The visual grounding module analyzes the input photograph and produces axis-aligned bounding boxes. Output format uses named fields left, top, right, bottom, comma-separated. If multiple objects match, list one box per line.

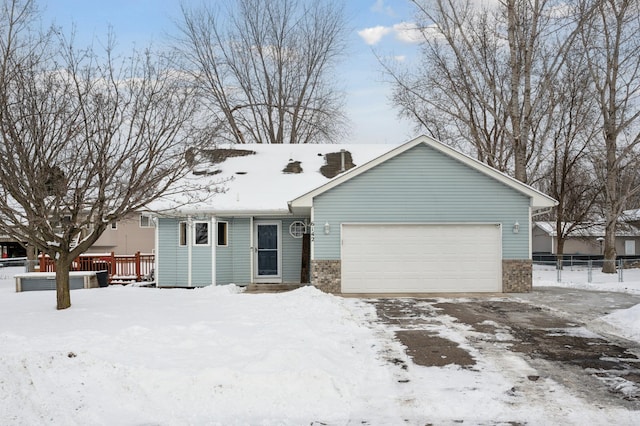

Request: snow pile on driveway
left=1, top=265, right=639, bottom=425
left=534, top=265, right=640, bottom=343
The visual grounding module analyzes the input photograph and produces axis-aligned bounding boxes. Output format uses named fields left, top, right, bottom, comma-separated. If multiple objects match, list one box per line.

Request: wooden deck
left=38, top=252, right=154, bottom=285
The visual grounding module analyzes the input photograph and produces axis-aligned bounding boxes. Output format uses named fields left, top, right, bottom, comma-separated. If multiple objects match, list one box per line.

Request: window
left=289, top=221, right=306, bottom=238
left=110, top=221, right=117, bottom=230
left=140, top=214, right=153, bottom=228
left=194, top=221, right=209, bottom=245
left=179, top=222, right=187, bottom=246
left=217, top=221, right=228, bottom=246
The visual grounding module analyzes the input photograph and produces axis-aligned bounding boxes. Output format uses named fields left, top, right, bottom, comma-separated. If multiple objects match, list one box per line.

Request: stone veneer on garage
left=312, top=259, right=533, bottom=294
left=311, top=260, right=341, bottom=294
left=502, top=259, right=532, bottom=293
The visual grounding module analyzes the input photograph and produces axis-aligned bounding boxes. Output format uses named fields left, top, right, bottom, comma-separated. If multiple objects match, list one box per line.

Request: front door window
left=255, top=222, right=281, bottom=281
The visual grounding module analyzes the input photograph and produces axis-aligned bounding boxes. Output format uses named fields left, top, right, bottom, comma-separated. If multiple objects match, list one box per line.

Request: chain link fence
left=533, top=257, right=640, bottom=283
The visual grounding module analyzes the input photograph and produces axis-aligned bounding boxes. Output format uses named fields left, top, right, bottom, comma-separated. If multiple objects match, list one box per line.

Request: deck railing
left=39, top=252, right=154, bottom=284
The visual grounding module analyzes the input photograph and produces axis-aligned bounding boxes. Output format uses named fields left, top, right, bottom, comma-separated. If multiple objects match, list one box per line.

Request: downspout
left=211, top=216, right=216, bottom=286
left=249, top=216, right=254, bottom=283
left=310, top=207, right=315, bottom=261
left=531, top=207, right=553, bottom=258
left=153, top=215, right=159, bottom=286
left=187, top=215, right=192, bottom=287
left=528, top=206, right=532, bottom=258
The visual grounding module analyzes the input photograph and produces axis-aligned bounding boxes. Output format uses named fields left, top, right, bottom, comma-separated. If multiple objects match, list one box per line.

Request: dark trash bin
left=95, top=270, right=109, bottom=287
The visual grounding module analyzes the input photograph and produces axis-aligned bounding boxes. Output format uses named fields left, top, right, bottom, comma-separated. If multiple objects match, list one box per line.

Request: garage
left=341, top=223, right=502, bottom=293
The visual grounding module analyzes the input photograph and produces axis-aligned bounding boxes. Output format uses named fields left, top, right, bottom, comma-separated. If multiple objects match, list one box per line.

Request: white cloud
left=392, top=22, right=424, bottom=44
left=357, top=26, right=392, bottom=45
left=394, top=55, right=406, bottom=62
left=371, top=0, right=395, bottom=17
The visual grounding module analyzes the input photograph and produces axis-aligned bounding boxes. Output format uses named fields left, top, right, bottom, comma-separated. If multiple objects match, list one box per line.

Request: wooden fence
left=39, top=252, right=154, bottom=284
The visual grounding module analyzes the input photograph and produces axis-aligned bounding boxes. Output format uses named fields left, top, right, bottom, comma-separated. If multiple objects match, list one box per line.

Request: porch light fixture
left=513, top=221, right=520, bottom=234
left=324, top=222, right=330, bottom=235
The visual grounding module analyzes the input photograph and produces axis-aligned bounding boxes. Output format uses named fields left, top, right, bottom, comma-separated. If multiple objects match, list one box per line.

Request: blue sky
left=38, top=0, right=421, bottom=145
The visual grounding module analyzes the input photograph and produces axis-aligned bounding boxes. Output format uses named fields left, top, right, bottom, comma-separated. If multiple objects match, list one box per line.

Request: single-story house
left=150, top=135, right=557, bottom=294
left=533, top=221, right=640, bottom=256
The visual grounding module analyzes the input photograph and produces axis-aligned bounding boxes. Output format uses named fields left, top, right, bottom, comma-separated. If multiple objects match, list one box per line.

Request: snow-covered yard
left=1, top=265, right=639, bottom=425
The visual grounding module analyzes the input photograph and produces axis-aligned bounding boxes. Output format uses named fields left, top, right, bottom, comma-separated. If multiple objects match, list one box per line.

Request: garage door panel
left=341, top=224, right=502, bottom=293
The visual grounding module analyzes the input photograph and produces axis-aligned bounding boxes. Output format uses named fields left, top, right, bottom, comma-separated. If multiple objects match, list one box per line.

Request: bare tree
left=0, top=0, right=206, bottom=309
left=385, top=0, right=582, bottom=184
left=577, top=0, right=640, bottom=273
left=175, top=0, right=348, bottom=144
left=540, top=46, right=601, bottom=258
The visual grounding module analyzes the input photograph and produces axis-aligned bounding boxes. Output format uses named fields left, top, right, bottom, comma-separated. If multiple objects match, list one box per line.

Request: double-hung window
left=194, top=221, right=209, bottom=246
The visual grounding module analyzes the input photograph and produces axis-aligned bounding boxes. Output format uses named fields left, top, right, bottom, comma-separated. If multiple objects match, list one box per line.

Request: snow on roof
left=622, top=208, right=640, bottom=222
left=535, top=221, right=640, bottom=237
left=149, top=143, right=397, bottom=215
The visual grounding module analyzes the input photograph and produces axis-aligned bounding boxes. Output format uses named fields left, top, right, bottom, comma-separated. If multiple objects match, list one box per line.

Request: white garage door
left=341, top=224, right=502, bottom=293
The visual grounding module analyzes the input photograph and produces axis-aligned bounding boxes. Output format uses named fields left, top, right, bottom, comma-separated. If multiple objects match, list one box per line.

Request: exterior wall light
left=513, top=221, right=519, bottom=234
left=324, top=222, right=330, bottom=235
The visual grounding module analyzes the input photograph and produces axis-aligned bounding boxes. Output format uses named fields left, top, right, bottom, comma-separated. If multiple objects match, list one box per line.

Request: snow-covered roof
left=622, top=208, right=640, bottom=222
left=290, top=135, right=557, bottom=213
left=535, top=221, right=640, bottom=238
left=149, top=143, right=396, bottom=215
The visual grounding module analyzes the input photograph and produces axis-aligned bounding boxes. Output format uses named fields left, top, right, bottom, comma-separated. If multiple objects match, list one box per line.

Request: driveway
left=369, top=288, right=640, bottom=410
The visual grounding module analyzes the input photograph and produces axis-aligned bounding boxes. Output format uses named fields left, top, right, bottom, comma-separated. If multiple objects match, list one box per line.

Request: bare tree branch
left=174, top=0, right=349, bottom=144
left=0, top=0, right=210, bottom=309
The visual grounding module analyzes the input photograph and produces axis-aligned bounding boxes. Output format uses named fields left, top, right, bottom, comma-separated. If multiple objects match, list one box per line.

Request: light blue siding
left=281, top=217, right=305, bottom=282
left=156, top=217, right=188, bottom=287
left=158, top=215, right=306, bottom=286
left=214, top=216, right=305, bottom=285
left=216, top=217, right=251, bottom=285
left=312, top=144, right=530, bottom=260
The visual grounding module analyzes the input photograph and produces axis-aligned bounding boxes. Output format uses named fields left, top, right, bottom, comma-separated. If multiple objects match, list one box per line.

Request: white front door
left=253, top=221, right=282, bottom=283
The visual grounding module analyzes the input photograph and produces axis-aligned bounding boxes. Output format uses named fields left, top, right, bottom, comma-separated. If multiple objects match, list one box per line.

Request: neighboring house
left=533, top=221, right=640, bottom=256
left=0, top=234, right=26, bottom=258
left=151, top=135, right=556, bottom=294
left=622, top=208, right=640, bottom=229
left=86, top=212, right=155, bottom=255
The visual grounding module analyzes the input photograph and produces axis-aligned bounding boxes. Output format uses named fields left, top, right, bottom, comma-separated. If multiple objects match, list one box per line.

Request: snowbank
left=0, top=266, right=638, bottom=424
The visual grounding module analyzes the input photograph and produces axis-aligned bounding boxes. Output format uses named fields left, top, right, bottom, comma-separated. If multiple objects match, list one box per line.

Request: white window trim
left=193, top=221, right=210, bottom=246
left=178, top=221, right=187, bottom=247
left=140, top=214, right=153, bottom=228
left=289, top=220, right=306, bottom=238
left=217, top=221, right=229, bottom=247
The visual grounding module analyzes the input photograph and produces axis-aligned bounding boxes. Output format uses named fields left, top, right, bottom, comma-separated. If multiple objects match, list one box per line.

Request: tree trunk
left=26, top=244, right=37, bottom=272
left=55, top=256, right=72, bottom=310
left=602, top=218, right=617, bottom=274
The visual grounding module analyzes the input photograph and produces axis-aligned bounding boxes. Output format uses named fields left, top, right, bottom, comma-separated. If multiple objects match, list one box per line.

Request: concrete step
left=245, top=283, right=307, bottom=293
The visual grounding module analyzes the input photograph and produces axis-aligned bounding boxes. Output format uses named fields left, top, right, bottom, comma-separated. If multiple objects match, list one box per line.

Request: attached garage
left=341, top=223, right=502, bottom=293
left=289, top=135, right=558, bottom=294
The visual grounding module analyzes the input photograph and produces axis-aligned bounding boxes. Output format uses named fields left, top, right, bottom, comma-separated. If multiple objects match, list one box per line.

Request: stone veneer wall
left=311, top=260, right=341, bottom=294
left=502, top=259, right=532, bottom=292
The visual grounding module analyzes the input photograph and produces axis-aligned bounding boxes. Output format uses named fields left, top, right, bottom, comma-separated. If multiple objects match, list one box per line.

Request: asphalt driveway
left=369, top=288, right=640, bottom=410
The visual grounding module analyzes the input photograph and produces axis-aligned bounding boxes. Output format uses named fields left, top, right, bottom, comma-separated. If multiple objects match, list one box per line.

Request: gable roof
left=149, top=143, right=395, bottom=215
left=288, top=135, right=557, bottom=215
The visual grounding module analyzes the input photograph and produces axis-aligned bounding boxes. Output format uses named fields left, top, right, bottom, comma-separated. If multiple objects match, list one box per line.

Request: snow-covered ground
left=1, top=265, right=639, bottom=425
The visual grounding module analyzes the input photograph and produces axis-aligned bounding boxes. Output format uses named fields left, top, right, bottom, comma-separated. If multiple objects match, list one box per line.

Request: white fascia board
left=152, top=209, right=293, bottom=218
left=288, top=135, right=558, bottom=211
